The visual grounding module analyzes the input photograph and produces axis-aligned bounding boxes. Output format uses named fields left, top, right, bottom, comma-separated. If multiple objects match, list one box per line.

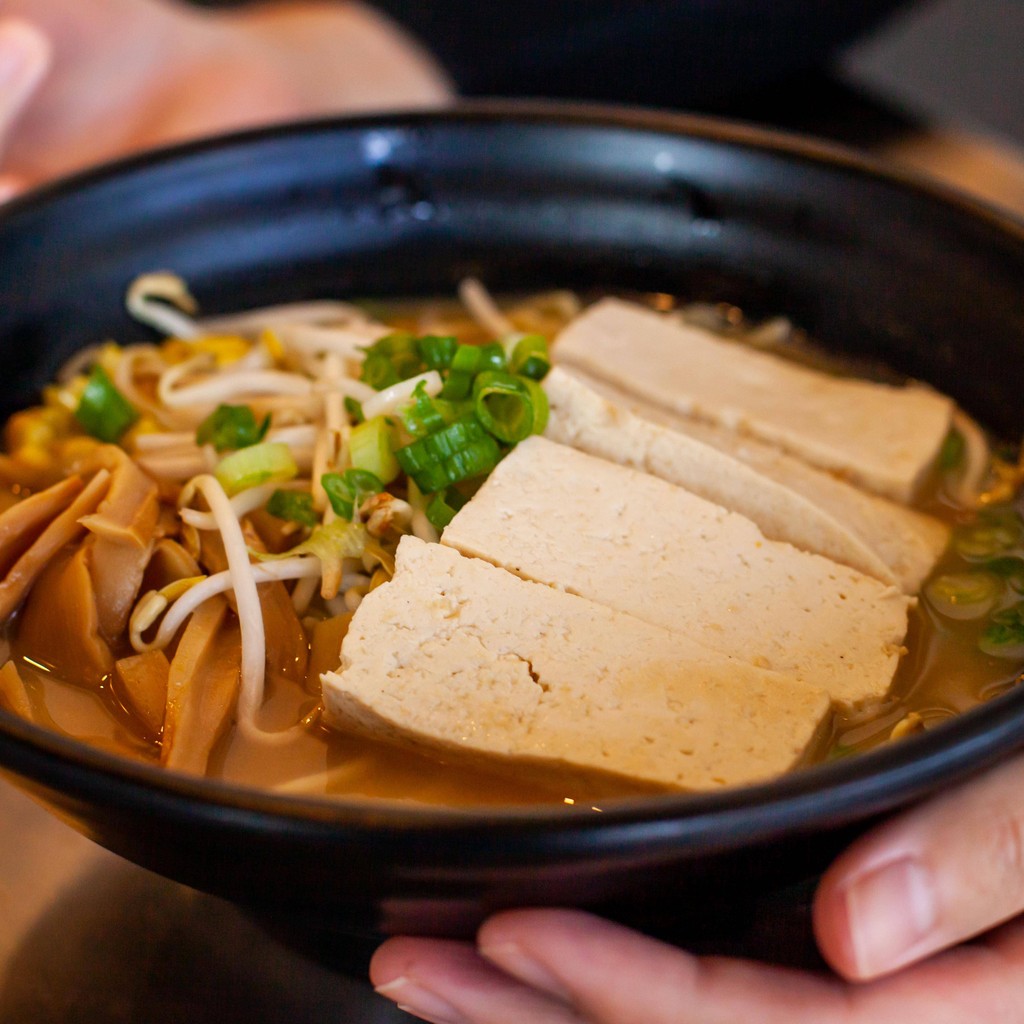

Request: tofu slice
left=561, top=366, right=950, bottom=594
left=322, top=537, right=831, bottom=791
left=543, top=367, right=898, bottom=588
left=554, top=298, right=955, bottom=503
left=443, top=436, right=909, bottom=706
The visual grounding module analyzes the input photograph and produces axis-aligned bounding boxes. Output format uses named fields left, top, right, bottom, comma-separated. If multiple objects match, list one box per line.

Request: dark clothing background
left=190, top=1, right=910, bottom=113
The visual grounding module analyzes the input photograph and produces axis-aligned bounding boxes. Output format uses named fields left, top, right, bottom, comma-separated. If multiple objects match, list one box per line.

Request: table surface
left=3, top=112, right=1024, bottom=1022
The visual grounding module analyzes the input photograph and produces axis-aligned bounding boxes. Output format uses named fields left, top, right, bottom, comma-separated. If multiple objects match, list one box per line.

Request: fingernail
left=842, top=856, right=937, bottom=977
left=479, top=942, right=573, bottom=1002
left=374, top=976, right=468, bottom=1024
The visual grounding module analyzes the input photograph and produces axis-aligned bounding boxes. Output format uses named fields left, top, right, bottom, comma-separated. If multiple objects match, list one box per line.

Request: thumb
left=815, top=752, right=1024, bottom=981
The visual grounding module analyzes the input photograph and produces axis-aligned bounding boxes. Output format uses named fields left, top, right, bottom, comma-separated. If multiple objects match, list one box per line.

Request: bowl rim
left=2, top=99, right=1024, bottom=847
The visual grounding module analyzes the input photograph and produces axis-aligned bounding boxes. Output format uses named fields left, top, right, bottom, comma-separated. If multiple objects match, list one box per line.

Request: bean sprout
left=458, top=277, right=515, bottom=337
left=127, top=272, right=200, bottom=339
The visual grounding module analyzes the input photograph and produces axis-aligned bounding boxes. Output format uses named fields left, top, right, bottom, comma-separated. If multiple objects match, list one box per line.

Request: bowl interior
left=1, top=105, right=1024, bottom=956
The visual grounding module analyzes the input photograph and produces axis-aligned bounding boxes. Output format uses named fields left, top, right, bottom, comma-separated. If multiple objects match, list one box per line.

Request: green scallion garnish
left=74, top=365, right=139, bottom=443
left=472, top=371, right=537, bottom=444
left=401, top=381, right=448, bottom=438
left=451, top=344, right=482, bottom=375
left=416, top=335, right=458, bottom=371
left=349, top=416, right=400, bottom=484
left=344, top=396, right=365, bottom=424
left=196, top=403, right=270, bottom=452
left=410, top=435, right=502, bottom=494
left=478, top=343, right=507, bottom=373
left=508, top=334, right=551, bottom=380
left=439, top=369, right=473, bottom=401
left=266, top=489, right=318, bottom=527
left=955, top=512, right=1024, bottom=561
left=322, top=468, right=385, bottom=520
left=215, top=441, right=298, bottom=496
left=426, top=487, right=469, bottom=531
left=360, top=332, right=423, bottom=390
left=925, top=571, right=1002, bottom=621
left=980, top=601, right=1024, bottom=659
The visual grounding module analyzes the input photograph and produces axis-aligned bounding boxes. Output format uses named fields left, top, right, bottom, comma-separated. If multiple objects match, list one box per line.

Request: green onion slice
left=409, top=435, right=502, bottom=494
left=395, top=418, right=500, bottom=493
left=75, top=366, right=139, bottom=443
left=214, top=441, right=298, bottom=496
left=360, top=350, right=401, bottom=391
left=360, top=332, right=425, bottom=389
left=980, top=601, right=1024, bottom=660
left=196, top=403, right=271, bottom=452
left=401, top=381, right=448, bottom=438
left=451, top=344, right=482, bottom=375
left=955, top=513, right=1024, bottom=561
left=925, top=571, right=1003, bottom=620
left=508, top=334, right=551, bottom=381
left=478, top=343, right=506, bottom=372
left=439, top=369, right=473, bottom=401
left=425, top=487, right=469, bottom=531
left=344, top=396, right=364, bottom=424
left=349, top=416, right=400, bottom=484
left=473, top=371, right=536, bottom=444
left=321, top=468, right=384, bottom=520
left=266, top=489, right=318, bottom=527
left=416, top=335, right=458, bottom=371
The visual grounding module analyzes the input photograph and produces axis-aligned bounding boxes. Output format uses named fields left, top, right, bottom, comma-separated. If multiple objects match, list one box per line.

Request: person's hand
left=0, top=0, right=451, bottom=198
left=371, top=753, right=1024, bottom=1022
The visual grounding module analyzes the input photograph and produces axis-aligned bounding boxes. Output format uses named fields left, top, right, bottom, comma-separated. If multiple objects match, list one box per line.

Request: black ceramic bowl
left=1, top=103, right=1023, bottom=967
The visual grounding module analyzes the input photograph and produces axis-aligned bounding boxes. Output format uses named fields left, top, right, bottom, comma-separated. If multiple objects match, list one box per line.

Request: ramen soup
left=0, top=277, right=1021, bottom=806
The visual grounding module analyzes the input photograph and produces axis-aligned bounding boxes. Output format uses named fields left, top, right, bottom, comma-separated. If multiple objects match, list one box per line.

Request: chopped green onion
left=451, top=344, right=482, bottom=374
left=75, top=366, right=139, bottom=443
left=523, top=377, right=550, bottom=434
left=508, top=334, right=551, bottom=380
left=196, top=403, right=270, bottom=452
left=408, top=435, right=502, bottom=493
left=425, top=487, right=469, bottom=531
left=396, top=416, right=488, bottom=470
left=395, top=417, right=500, bottom=492
left=344, top=396, right=364, bottom=424
left=360, top=332, right=423, bottom=389
left=955, top=513, right=1024, bottom=561
left=478, top=343, right=506, bottom=372
left=266, top=489, right=318, bottom=527
left=401, top=381, right=448, bottom=438
left=322, top=468, right=384, bottom=520
left=925, top=571, right=1003, bottom=620
left=214, top=441, right=298, bottom=496
left=439, top=369, right=473, bottom=401
left=416, top=335, right=458, bottom=370
left=349, top=416, right=400, bottom=484
left=980, top=602, right=1024, bottom=659
left=360, top=350, right=400, bottom=391
left=473, top=371, right=536, bottom=444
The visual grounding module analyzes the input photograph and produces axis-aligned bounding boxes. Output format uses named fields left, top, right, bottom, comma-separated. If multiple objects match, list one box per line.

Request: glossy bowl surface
left=1, top=103, right=1023, bottom=964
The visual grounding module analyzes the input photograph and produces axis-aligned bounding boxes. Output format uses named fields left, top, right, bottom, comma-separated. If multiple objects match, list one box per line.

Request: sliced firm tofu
left=554, top=298, right=955, bottom=503
left=443, top=436, right=909, bottom=706
left=543, top=367, right=897, bottom=587
left=322, top=537, right=831, bottom=791
left=562, top=366, right=950, bottom=594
